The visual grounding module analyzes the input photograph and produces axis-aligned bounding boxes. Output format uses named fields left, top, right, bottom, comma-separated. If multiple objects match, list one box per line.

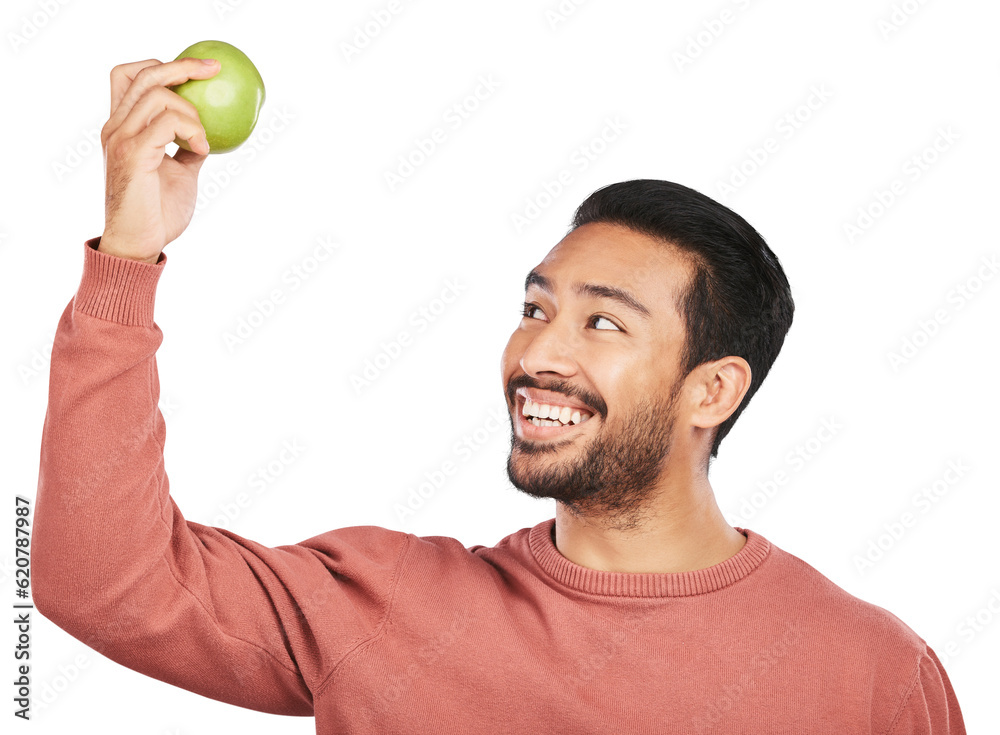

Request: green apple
left=168, top=40, right=265, bottom=154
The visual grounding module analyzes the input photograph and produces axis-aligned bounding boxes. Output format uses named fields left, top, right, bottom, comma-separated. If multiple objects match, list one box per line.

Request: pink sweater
left=32, top=237, right=966, bottom=734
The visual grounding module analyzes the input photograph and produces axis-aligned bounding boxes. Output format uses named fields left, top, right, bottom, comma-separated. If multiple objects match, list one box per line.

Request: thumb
left=174, top=147, right=210, bottom=171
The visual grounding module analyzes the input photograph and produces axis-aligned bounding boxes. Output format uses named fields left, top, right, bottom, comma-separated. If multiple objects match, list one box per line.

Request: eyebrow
left=524, top=269, right=652, bottom=320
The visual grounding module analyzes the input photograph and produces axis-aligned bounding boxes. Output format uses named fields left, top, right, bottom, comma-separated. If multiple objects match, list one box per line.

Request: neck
left=552, top=468, right=746, bottom=574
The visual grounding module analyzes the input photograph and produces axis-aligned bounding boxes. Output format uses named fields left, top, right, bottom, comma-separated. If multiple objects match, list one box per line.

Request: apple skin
left=168, top=40, right=265, bottom=154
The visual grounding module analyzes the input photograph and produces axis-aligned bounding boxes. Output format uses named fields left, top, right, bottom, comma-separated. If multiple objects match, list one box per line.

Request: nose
left=519, top=318, right=580, bottom=380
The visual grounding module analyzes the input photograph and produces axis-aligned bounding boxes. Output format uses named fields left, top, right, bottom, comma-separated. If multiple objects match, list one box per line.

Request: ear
left=687, top=357, right=752, bottom=429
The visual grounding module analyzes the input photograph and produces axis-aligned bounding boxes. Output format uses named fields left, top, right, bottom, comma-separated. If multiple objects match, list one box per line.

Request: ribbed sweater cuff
left=74, top=237, right=167, bottom=327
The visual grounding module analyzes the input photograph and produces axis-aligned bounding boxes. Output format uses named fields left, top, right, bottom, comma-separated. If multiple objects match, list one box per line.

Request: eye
left=520, top=302, right=542, bottom=320
left=590, top=315, right=620, bottom=331
left=520, top=302, right=623, bottom=332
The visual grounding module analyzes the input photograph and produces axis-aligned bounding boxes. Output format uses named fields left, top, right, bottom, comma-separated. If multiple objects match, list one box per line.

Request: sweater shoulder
left=759, top=541, right=960, bottom=732
left=399, top=523, right=531, bottom=565
left=292, top=522, right=529, bottom=576
left=763, top=538, right=928, bottom=654
left=375, top=523, right=539, bottom=597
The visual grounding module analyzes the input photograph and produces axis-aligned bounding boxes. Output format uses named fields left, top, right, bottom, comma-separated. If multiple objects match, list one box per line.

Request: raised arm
left=31, top=58, right=410, bottom=715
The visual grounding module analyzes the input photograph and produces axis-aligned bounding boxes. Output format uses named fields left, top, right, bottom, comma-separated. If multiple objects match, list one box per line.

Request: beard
left=505, top=379, right=683, bottom=534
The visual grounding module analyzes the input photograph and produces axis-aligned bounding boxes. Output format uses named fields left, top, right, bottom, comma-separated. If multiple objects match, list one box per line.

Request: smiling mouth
left=517, top=394, right=595, bottom=429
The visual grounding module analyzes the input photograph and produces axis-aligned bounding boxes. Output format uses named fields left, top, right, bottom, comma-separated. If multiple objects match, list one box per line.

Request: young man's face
left=500, top=221, right=696, bottom=528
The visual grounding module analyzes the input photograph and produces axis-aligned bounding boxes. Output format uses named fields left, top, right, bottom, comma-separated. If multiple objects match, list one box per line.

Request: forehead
left=528, top=221, right=692, bottom=319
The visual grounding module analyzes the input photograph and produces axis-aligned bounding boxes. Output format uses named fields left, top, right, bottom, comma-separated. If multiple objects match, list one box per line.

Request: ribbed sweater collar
left=528, top=518, right=770, bottom=597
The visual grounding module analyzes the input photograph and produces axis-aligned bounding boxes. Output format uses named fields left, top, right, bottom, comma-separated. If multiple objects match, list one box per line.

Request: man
left=33, top=57, right=965, bottom=733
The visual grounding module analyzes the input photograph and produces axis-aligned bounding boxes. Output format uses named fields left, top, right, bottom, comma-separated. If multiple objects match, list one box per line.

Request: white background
left=3, top=0, right=998, bottom=731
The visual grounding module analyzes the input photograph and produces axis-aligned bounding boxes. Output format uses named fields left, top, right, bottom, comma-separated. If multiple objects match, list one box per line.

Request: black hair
left=570, top=179, right=794, bottom=461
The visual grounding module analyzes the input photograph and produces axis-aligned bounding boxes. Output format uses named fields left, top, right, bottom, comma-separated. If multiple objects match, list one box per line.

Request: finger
left=107, top=57, right=219, bottom=134
left=130, top=109, right=211, bottom=160
left=109, top=59, right=161, bottom=118
left=115, top=85, right=204, bottom=142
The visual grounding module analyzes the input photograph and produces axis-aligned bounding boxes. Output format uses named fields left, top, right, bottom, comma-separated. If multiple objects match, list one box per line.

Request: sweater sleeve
left=31, top=238, right=410, bottom=716
left=885, top=645, right=966, bottom=735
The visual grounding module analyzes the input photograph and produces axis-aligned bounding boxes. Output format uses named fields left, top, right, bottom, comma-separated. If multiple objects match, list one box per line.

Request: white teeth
left=521, top=399, right=590, bottom=426
left=529, top=417, right=561, bottom=427
left=521, top=399, right=590, bottom=424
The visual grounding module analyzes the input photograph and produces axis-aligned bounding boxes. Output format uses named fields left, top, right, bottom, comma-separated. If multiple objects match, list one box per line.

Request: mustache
left=506, top=373, right=606, bottom=418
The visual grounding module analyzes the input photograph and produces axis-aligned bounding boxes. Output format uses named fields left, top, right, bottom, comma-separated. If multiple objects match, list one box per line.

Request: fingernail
left=201, top=58, right=217, bottom=65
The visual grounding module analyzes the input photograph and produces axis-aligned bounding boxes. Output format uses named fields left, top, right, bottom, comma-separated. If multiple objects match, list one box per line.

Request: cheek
left=593, top=353, right=659, bottom=410
left=593, top=349, right=645, bottom=385
left=501, top=330, right=517, bottom=359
